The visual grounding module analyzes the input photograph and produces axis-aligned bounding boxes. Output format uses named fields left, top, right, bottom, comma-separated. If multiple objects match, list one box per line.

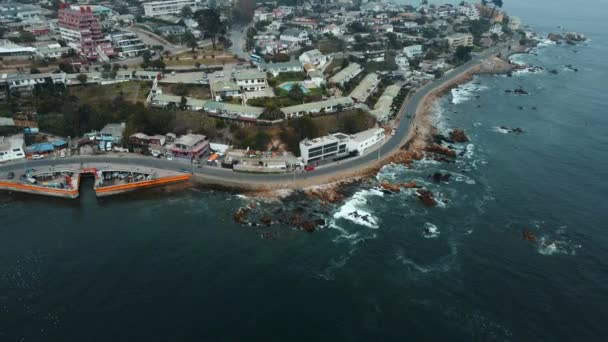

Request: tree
left=454, top=46, right=473, bottom=62
left=183, top=31, right=197, bottom=52
left=259, top=106, right=285, bottom=120
left=288, top=85, right=305, bottom=102
left=77, top=73, right=88, bottom=84
left=194, top=9, right=224, bottom=50
left=490, top=0, right=504, bottom=18
left=181, top=5, right=193, bottom=18
left=179, top=96, right=188, bottom=110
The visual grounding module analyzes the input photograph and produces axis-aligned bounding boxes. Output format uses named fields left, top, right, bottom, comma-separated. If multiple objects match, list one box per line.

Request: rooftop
left=234, top=70, right=267, bottom=81
left=281, top=97, right=353, bottom=114
left=329, top=63, right=362, bottom=83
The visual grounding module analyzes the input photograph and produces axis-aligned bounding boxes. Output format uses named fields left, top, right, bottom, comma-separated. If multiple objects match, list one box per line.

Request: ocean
left=1, top=1, right=608, bottom=340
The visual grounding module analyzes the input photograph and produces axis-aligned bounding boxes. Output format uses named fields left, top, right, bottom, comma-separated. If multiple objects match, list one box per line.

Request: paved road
left=0, top=45, right=508, bottom=186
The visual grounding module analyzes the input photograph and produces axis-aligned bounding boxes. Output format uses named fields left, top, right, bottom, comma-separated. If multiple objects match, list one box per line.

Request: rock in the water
left=449, top=129, right=470, bottom=143
left=425, top=144, right=457, bottom=159
left=234, top=207, right=251, bottom=224
left=260, top=216, right=272, bottom=226
left=505, top=88, right=529, bottom=95
left=416, top=189, right=437, bottom=208
left=431, top=172, right=451, bottom=183
left=548, top=69, right=559, bottom=75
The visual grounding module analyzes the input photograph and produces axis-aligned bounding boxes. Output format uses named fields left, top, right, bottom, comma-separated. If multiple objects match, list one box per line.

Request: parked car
left=32, top=154, right=44, bottom=160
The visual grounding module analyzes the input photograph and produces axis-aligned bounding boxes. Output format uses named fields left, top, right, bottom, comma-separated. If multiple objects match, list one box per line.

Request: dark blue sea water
left=2, top=1, right=608, bottom=341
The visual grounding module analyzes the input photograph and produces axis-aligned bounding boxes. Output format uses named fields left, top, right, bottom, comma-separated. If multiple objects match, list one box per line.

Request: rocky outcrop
left=380, top=181, right=420, bottom=193
left=425, top=144, right=457, bottom=159
left=431, top=172, right=451, bottom=183
left=547, top=32, right=587, bottom=45
left=306, top=187, right=343, bottom=204
left=522, top=229, right=537, bottom=242
left=416, top=189, right=437, bottom=208
left=500, top=126, right=525, bottom=134
left=234, top=207, right=251, bottom=224
left=449, top=129, right=470, bottom=143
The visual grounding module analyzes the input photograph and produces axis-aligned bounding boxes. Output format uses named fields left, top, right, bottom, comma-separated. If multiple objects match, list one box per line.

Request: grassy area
left=69, top=81, right=152, bottom=105
left=162, top=83, right=211, bottom=99
left=268, top=72, right=307, bottom=85
left=317, top=37, right=345, bottom=54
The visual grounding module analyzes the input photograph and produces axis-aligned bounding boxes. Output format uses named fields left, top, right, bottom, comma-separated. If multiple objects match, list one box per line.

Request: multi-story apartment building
left=234, top=70, right=268, bottom=92
left=447, top=33, right=474, bottom=48
left=58, top=5, right=114, bottom=61
left=143, top=0, right=202, bottom=17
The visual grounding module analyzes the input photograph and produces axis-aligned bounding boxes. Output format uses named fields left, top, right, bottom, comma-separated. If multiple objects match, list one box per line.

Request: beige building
left=447, top=33, right=474, bottom=48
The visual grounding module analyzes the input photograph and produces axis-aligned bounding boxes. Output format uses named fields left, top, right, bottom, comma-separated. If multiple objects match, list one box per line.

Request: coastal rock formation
left=522, top=229, right=537, bottom=242
left=416, top=189, right=438, bottom=208
left=547, top=32, right=587, bottom=45
left=260, top=216, right=272, bottom=226
left=306, top=187, right=343, bottom=204
left=380, top=181, right=420, bottom=193
left=500, top=126, right=525, bottom=134
left=425, top=144, right=457, bottom=159
left=449, top=129, right=470, bottom=143
left=431, top=172, right=451, bottom=183
left=234, top=207, right=251, bottom=224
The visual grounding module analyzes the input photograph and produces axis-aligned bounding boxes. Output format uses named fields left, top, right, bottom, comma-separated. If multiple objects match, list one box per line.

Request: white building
left=299, top=133, right=350, bottom=164
left=458, top=5, right=480, bottom=20
left=347, top=128, right=385, bottom=156
left=349, top=73, right=379, bottom=103
left=111, top=31, right=148, bottom=58
left=395, top=55, right=410, bottom=71
left=489, top=23, right=503, bottom=36
left=258, top=61, right=303, bottom=77
left=281, top=97, right=354, bottom=118
left=329, top=62, right=363, bottom=85
left=508, top=16, right=522, bottom=31
left=143, top=0, right=202, bottom=17
left=403, top=44, right=423, bottom=59
left=280, top=28, right=310, bottom=46
left=299, top=49, right=329, bottom=67
left=0, top=135, right=25, bottom=163
left=234, top=70, right=268, bottom=92
left=299, top=128, right=385, bottom=164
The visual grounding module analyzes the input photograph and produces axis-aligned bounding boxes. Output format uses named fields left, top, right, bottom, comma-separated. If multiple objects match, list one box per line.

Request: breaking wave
left=332, top=189, right=383, bottom=229
left=450, top=80, right=488, bottom=105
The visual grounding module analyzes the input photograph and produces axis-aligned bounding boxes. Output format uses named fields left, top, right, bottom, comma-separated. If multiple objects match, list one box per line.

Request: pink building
left=58, top=4, right=114, bottom=60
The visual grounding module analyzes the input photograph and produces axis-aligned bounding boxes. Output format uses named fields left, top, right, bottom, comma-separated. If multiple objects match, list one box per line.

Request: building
left=347, top=128, right=385, bottom=156
left=58, top=5, right=114, bottom=61
left=447, top=33, right=474, bottom=48
left=166, top=133, right=209, bottom=159
left=110, top=31, right=148, bottom=58
left=299, top=127, right=385, bottom=164
left=299, top=133, right=350, bottom=165
left=0, top=135, right=25, bottom=163
left=489, top=23, right=503, bottom=36
left=129, top=132, right=166, bottom=147
left=234, top=70, right=268, bottom=92
left=0, top=2, right=40, bottom=20
left=349, top=73, right=379, bottom=103
left=35, top=43, right=71, bottom=59
left=458, top=5, right=480, bottom=20
left=257, top=61, right=303, bottom=77
left=329, top=62, right=363, bottom=86
left=280, top=28, right=310, bottom=46
left=99, top=123, right=126, bottom=143
left=508, top=16, right=522, bottom=31
left=203, top=101, right=264, bottom=122
left=2, top=73, right=66, bottom=95
left=403, top=44, right=423, bottom=59
left=143, top=0, right=202, bottom=17
left=148, top=93, right=207, bottom=110
left=299, top=49, right=329, bottom=67
left=281, top=97, right=354, bottom=118
left=369, top=85, right=401, bottom=122
left=210, top=81, right=241, bottom=100
left=0, top=39, right=36, bottom=59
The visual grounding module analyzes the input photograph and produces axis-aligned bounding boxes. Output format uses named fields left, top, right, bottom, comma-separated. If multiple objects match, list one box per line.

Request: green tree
left=259, top=106, right=285, bottom=120
left=194, top=9, right=224, bottom=50
left=181, top=5, right=193, bottom=18
left=183, top=31, right=197, bottom=52
left=454, top=46, right=473, bottom=62
left=287, top=85, right=305, bottom=102
left=76, top=73, right=88, bottom=84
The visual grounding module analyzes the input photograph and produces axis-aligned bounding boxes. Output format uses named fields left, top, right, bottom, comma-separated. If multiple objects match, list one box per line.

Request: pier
left=0, top=163, right=191, bottom=199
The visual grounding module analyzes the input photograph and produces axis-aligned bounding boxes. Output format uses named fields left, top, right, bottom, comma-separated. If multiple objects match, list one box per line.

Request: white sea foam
left=463, top=144, right=475, bottom=159
left=333, top=189, right=383, bottom=229
left=537, top=236, right=581, bottom=256
left=423, top=222, right=440, bottom=239
left=450, top=80, right=488, bottom=105
left=493, top=126, right=510, bottom=134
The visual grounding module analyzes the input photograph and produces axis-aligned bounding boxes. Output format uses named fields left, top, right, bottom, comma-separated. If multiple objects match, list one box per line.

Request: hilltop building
left=58, top=5, right=114, bottom=61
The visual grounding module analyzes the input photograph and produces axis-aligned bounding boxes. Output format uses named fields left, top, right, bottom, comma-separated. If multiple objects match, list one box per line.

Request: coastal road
left=0, top=46, right=507, bottom=188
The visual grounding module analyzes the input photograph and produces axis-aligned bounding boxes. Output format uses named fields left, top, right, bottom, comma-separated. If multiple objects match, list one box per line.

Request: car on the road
left=178, top=168, right=190, bottom=173
left=32, top=154, right=44, bottom=160
left=7, top=172, right=14, bottom=179
left=304, top=165, right=316, bottom=172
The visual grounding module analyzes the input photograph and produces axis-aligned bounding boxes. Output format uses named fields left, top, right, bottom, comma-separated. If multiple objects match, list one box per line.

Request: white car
left=32, top=154, right=44, bottom=160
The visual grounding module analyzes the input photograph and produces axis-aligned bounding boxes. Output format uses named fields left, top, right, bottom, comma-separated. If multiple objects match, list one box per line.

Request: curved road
left=0, top=46, right=506, bottom=187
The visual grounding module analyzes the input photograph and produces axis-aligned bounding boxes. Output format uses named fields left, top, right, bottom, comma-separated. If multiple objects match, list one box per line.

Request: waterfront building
left=58, top=5, right=114, bottom=61
left=299, top=133, right=350, bottom=165
left=166, top=134, right=209, bottom=160
left=447, top=33, right=474, bottom=48
left=143, top=0, right=203, bottom=17
left=329, top=62, right=363, bottom=86
left=347, top=128, right=385, bottom=156
left=349, top=73, right=379, bottom=103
